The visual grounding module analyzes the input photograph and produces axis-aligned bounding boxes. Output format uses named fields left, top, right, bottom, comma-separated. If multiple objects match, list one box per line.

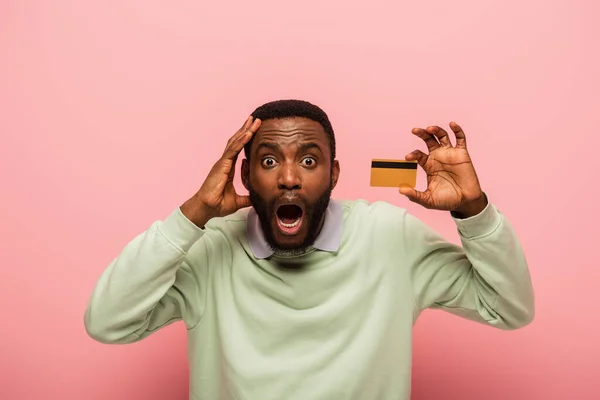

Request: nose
left=277, top=162, right=302, bottom=191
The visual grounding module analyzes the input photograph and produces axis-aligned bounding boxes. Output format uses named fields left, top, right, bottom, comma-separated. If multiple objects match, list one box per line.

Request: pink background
left=1, top=1, right=599, bottom=399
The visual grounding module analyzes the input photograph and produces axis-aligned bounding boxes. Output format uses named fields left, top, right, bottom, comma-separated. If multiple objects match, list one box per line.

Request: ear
left=241, top=158, right=250, bottom=191
left=331, top=159, right=340, bottom=189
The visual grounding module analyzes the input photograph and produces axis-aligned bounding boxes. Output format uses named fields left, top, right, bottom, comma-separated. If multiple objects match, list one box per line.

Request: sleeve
left=84, top=207, right=210, bottom=344
left=406, top=200, right=535, bottom=330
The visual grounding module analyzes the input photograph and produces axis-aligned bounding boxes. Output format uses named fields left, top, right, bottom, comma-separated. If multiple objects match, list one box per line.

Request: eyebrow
left=254, top=142, right=323, bottom=155
left=298, top=142, right=323, bottom=155
left=255, top=142, right=281, bottom=154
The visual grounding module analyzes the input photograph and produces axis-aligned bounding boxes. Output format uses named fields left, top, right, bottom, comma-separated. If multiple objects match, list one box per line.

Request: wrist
left=180, top=196, right=214, bottom=228
left=451, top=192, right=488, bottom=219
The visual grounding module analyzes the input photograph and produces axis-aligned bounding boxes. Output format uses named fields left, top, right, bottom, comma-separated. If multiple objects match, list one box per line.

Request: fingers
left=227, top=116, right=252, bottom=147
left=412, top=122, right=467, bottom=150
left=240, top=115, right=253, bottom=131
left=449, top=121, right=466, bottom=148
left=405, top=149, right=428, bottom=168
left=229, top=116, right=254, bottom=146
left=411, top=128, right=440, bottom=152
left=401, top=150, right=430, bottom=206
left=398, top=186, right=431, bottom=208
left=426, top=126, right=452, bottom=147
left=223, top=116, right=262, bottom=160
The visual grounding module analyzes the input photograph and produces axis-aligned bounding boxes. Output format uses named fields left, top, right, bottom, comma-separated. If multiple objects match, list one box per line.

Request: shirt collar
left=246, top=199, right=343, bottom=259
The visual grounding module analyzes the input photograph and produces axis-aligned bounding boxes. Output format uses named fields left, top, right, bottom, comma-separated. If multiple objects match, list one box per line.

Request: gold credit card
left=370, top=159, right=418, bottom=188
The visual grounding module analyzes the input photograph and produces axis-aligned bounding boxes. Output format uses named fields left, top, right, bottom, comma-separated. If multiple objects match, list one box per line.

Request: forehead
left=251, top=117, right=329, bottom=151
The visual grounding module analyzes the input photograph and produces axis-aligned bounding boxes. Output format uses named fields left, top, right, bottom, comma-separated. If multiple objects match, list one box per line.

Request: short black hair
left=244, top=99, right=336, bottom=162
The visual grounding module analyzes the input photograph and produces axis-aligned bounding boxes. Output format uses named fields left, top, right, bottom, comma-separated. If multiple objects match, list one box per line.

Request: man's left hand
left=399, top=122, right=488, bottom=218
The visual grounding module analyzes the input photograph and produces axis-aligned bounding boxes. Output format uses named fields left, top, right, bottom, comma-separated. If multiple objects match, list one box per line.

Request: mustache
left=268, top=194, right=308, bottom=209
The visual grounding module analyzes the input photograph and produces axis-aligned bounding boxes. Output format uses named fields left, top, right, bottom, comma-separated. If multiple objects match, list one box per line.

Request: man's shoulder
left=336, top=199, right=415, bottom=250
left=203, top=208, right=249, bottom=235
left=337, top=198, right=412, bottom=236
left=185, top=208, right=250, bottom=258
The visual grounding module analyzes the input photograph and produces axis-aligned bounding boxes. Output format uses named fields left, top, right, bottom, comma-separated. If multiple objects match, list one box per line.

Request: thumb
left=399, top=186, right=430, bottom=207
left=236, top=194, right=252, bottom=210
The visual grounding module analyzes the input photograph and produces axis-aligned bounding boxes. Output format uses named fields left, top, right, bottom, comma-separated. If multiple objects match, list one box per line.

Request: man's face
left=242, top=117, right=340, bottom=252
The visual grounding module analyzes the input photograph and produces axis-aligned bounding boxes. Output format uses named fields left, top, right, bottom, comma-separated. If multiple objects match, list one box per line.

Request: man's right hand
left=180, top=116, right=262, bottom=228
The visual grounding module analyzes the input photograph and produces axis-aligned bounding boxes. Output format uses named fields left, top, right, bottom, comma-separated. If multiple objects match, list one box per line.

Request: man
left=84, top=99, right=534, bottom=400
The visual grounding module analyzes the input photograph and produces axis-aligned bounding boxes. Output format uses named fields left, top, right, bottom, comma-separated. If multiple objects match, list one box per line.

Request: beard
left=248, top=181, right=333, bottom=255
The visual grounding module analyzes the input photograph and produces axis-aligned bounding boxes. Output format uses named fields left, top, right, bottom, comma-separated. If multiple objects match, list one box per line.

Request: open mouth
left=276, top=204, right=304, bottom=235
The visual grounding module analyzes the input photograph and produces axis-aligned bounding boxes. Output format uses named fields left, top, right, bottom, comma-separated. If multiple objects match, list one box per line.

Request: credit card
left=370, top=159, right=418, bottom=188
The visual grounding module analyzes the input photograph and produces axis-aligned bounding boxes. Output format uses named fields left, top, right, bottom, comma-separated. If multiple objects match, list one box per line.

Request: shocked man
left=84, top=99, right=535, bottom=400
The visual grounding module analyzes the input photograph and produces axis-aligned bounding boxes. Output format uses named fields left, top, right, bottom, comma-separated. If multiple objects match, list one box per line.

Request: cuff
left=157, top=207, right=205, bottom=253
left=452, top=200, right=502, bottom=239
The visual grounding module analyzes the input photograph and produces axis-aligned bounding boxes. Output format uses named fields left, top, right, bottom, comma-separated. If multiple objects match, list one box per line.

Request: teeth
left=280, top=218, right=301, bottom=228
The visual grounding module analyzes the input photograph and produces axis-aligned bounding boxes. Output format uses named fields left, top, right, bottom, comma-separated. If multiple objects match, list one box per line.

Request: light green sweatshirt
left=84, top=198, right=534, bottom=400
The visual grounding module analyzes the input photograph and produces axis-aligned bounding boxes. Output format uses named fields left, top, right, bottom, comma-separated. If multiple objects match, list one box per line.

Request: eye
left=301, top=157, right=316, bottom=167
left=261, top=157, right=278, bottom=168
